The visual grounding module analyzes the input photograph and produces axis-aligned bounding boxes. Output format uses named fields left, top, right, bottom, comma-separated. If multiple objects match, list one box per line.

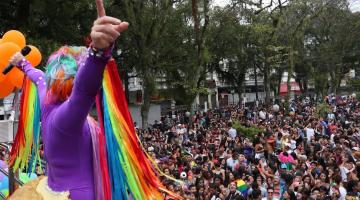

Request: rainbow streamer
left=97, top=59, right=181, bottom=200
left=9, top=78, right=42, bottom=174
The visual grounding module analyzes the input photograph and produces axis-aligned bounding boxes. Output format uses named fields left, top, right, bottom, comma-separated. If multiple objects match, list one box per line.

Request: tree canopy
left=1, top=0, right=359, bottom=126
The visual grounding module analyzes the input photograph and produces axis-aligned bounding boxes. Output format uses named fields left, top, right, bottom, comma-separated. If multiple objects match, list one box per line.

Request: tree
left=223, top=0, right=290, bottom=103
left=111, top=0, right=187, bottom=128
left=305, top=0, right=360, bottom=95
left=206, top=6, right=249, bottom=101
left=190, top=0, right=211, bottom=109
left=0, top=0, right=96, bottom=67
left=349, top=78, right=360, bottom=92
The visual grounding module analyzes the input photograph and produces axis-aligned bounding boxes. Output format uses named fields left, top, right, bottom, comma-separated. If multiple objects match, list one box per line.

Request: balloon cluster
left=0, top=30, right=42, bottom=98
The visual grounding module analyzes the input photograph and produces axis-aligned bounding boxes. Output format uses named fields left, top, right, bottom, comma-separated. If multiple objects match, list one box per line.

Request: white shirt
left=329, top=186, right=347, bottom=200
left=306, top=128, right=315, bottom=142
left=328, top=113, right=336, bottom=120
left=226, top=157, right=239, bottom=171
left=330, top=186, right=347, bottom=200
left=228, top=128, right=237, bottom=139
left=340, top=166, right=349, bottom=182
left=259, top=111, right=266, bottom=119
left=290, top=140, right=297, bottom=150
left=339, top=186, right=347, bottom=200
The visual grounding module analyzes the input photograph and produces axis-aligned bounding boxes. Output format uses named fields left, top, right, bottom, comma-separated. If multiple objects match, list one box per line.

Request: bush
left=233, top=120, right=264, bottom=140
left=315, top=103, right=330, bottom=118
left=349, top=78, right=360, bottom=92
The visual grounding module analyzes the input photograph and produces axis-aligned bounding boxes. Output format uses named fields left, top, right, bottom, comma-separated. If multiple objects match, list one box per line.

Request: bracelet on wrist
left=89, top=45, right=112, bottom=58
left=18, top=58, right=28, bottom=71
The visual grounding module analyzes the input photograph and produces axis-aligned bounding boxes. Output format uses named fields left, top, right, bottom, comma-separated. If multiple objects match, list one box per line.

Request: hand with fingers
left=91, top=0, right=129, bottom=49
left=9, top=52, right=25, bottom=66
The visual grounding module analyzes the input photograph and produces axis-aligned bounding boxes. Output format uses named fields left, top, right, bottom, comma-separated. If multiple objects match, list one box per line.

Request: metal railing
left=0, top=142, right=46, bottom=199
left=0, top=168, right=24, bottom=186
left=0, top=191, right=5, bottom=199
left=0, top=143, right=24, bottom=199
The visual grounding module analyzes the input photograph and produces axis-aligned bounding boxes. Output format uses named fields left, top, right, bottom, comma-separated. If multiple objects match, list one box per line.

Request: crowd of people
left=138, top=95, right=360, bottom=200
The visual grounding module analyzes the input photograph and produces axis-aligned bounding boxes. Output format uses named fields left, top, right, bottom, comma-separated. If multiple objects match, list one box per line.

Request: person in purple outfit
left=8, top=0, right=128, bottom=199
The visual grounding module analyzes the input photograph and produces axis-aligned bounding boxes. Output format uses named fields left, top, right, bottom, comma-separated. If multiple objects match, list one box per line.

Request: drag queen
left=8, top=1, right=128, bottom=199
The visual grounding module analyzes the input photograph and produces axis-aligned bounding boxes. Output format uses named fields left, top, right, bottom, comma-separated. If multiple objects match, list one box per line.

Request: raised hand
left=91, top=0, right=129, bottom=49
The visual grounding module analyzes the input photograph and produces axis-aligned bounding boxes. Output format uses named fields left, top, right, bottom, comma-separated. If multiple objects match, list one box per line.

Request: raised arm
left=20, top=59, right=46, bottom=100
left=51, top=51, right=110, bottom=133
left=50, top=1, right=128, bottom=133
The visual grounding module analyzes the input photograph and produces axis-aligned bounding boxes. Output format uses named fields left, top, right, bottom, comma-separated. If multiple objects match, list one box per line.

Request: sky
left=213, top=0, right=360, bottom=12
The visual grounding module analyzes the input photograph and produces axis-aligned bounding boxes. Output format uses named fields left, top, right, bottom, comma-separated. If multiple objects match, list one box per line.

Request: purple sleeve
left=52, top=51, right=110, bottom=133
left=17, top=59, right=47, bottom=107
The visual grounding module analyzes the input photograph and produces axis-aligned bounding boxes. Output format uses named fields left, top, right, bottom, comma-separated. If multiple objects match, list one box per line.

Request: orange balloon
left=0, top=39, right=3, bottom=44
left=0, top=42, right=21, bottom=82
left=25, top=45, right=42, bottom=67
left=8, top=68, right=24, bottom=89
left=0, top=79, right=15, bottom=98
left=2, top=30, right=26, bottom=48
left=0, top=61, right=6, bottom=83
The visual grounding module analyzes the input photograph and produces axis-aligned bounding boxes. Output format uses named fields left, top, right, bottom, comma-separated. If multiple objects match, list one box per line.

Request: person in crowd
left=137, top=94, right=359, bottom=199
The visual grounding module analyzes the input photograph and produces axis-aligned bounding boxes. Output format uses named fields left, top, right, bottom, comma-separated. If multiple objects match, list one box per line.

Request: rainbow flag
left=236, top=179, right=248, bottom=192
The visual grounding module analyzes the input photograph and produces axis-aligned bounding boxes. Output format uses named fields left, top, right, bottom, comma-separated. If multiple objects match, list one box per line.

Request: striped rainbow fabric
left=9, top=78, right=42, bottom=174
left=95, top=59, right=181, bottom=200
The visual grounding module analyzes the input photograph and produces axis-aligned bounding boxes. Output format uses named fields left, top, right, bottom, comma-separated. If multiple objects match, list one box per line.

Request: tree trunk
left=329, top=71, right=335, bottom=94
left=296, top=78, right=304, bottom=93
left=254, top=63, right=259, bottom=101
left=286, top=46, right=295, bottom=103
left=141, top=76, right=152, bottom=129
left=191, top=0, right=208, bottom=112
left=277, top=70, right=283, bottom=96
left=303, top=79, right=308, bottom=94
left=263, top=61, right=271, bottom=103
left=335, top=70, right=343, bottom=95
left=141, top=97, right=150, bottom=130
left=192, top=0, right=200, bottom=55
left=236, top=85, right=243, bottom=106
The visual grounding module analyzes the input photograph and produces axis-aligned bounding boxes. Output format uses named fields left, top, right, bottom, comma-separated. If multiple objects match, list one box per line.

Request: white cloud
left=349, top=0, right=360, bottom=12
left=213, top=0, right=231, bottom=7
